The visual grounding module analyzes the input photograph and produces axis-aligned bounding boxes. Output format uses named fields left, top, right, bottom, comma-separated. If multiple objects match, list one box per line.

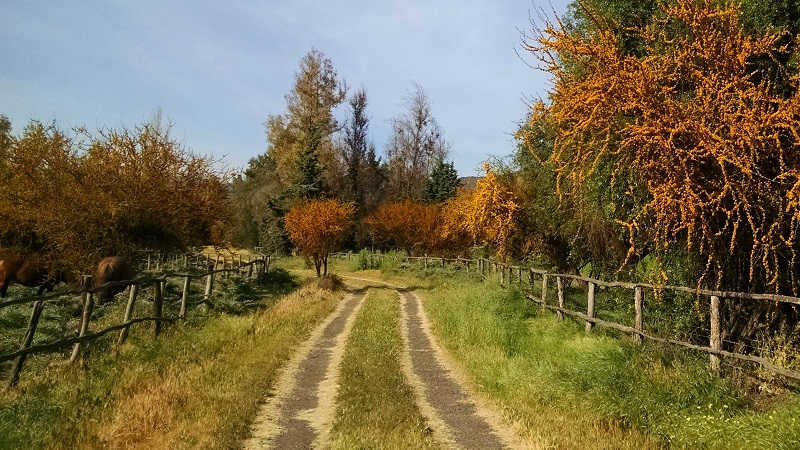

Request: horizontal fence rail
left=1, top=251, right=274, bottom=389
left=330, top=251, right=800, bottom=382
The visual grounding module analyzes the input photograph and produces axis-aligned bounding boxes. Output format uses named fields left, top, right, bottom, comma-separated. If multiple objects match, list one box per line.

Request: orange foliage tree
left=365, top=200, right=441, bottom=255
left=524, top=0, right=800, bottom=293
left=454, top=163, right=520, bottom=258
left=284, top=199, right=355, bottom=276
left=0, top=120, right=231, bottom=273
left=369, top=165, right=519, bottom=259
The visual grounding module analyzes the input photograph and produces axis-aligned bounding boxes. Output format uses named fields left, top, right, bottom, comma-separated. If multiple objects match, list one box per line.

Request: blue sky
left=2, top=0, right=571, bottom=176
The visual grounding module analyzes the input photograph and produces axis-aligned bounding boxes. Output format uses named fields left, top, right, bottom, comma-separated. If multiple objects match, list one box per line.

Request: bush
left=316, top=274, right=344, bottom=291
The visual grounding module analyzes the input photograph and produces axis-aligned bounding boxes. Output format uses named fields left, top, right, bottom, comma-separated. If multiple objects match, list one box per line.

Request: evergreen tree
left=342, top=89, right=370, bottom=213
left=296, top=122, right=326, bottom=199
left=423, top=159, right=459, bottom=203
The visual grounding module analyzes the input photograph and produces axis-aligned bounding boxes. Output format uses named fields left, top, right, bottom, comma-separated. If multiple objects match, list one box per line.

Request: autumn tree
left=265, top=49, right=347, bottom=199
left=364, top=200, right=442, bottom=255
left=232, top=49, right=348, bottom=249
left=284, top=199, right=354, bottom=276
left=0, top=119, right=230, bottom=273
left=448, top=164, right=520, bottom=260
left=524, top=0, right=800, bottom=294
left=386, top=84, right=448, bottom=200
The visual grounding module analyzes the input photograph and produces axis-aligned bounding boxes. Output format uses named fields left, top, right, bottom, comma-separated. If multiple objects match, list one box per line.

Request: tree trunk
left=323, top=256, right=328, bottom=276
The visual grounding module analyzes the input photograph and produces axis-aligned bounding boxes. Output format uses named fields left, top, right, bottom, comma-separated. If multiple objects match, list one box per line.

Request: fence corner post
left=7, top=300, right=45, bottom=389
left=585, top=281, right=596, bottom=333
left=541, top=274, right=548, bottom=312
left=117, top=284, right=139, bottom=345
left=180, top=276, right=190, bottom=320
left=153, top=280, right=163, bottom=336
left=204, top=267, right=214, bottom=304
left=556, top=276, right=565, bottom=320
left=634, top=285, right=644, bottom=344
left=70, top=275, right=94, bottom=363
left=710, top=295, right=721, bottom=373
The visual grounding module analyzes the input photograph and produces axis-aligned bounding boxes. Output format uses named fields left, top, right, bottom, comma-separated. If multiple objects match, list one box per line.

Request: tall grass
left=415, top=271, right=800, bottom=448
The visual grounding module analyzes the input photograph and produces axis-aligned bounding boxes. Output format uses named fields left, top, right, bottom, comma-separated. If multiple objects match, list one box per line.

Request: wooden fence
left=330, top=252, right=800, bottom=381
left=1, top=251, right=273, bottom=389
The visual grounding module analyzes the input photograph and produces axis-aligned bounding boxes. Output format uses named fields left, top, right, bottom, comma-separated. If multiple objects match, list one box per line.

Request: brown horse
left=0, top=255, right=66, bottom=298
left=92, top=256, right=137, bottom=302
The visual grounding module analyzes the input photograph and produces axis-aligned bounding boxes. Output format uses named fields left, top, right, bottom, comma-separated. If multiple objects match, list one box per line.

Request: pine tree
left=424, top=159, right=459, bottom=203
left=296, top=123, right=326, bottom=199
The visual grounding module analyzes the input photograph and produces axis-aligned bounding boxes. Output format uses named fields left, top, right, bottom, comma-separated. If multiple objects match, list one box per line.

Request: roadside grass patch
left=418, top=273, right=800, bottom=449
left=0, top=280, right=342, bottom=449
left=329, top=288, right=439, bottom=449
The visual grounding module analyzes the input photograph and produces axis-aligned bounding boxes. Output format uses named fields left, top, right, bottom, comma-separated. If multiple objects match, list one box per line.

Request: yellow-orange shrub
left=522, top=0, right=800, bottom=292
left=284, top=199, right=354, bottom=276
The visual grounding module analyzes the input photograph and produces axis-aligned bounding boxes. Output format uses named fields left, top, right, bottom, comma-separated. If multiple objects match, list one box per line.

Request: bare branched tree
left=386, top=83, right=449, bottom=200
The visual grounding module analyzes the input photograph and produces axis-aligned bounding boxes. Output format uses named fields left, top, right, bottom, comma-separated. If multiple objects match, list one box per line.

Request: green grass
left=318, top=257, right=800, bottom=449
left=0, top=274, right=342, bottom=449
left=329, top=287, right=439, bottom=450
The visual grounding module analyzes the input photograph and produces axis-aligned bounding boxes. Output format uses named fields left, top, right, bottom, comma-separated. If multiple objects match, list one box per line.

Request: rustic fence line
left=330, top=252, right=800, bottom=381
left=1, top=252, right=273, bottom=389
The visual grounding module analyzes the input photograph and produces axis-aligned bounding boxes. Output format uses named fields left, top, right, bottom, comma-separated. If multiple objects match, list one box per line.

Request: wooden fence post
left=266, top=255, right=271, bottom=273
left=710, top=295, right=721, bottom=373
left=179, top=276, right=190, bottom=320
left=153, top=280, right=163, bottom=336
left=117, top=284, right=139, bottom=345
left=146, top=253, right=151, bottom=271
left=500, top=264, right=505, bottom=285
left=634, top=286, right=644, bottom=344
left=556, top=276, right=565, bottom=320
left=7, top=300, right=45, bottom=389
left=585, top=282, right=596, bottom=333
left=204, top=269, right=214, bottom=304
left=247, top=257, right=254, bottom=279
left=441, top=257, right=445, bottom=268
left=70, top=276, right=94, bottom=363
left=541, top=274, right=548, bottom=312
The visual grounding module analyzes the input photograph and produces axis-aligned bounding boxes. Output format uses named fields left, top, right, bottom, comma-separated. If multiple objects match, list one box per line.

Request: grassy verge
left=0, top=277, right=343, bottom=449
left=329, top=288, right=439, bottom=449
left=318, top=257, right=800, bottom=449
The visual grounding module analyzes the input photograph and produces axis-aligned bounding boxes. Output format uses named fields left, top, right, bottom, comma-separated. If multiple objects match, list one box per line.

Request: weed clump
left=316, top=274, right=344, bottom=291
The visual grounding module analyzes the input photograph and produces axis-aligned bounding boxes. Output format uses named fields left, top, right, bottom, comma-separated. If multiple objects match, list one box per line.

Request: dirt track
left=399, top=290, right=511, bottom=449
left=244, top=291, right=366, bottom=449
left=244, top=276, right=520, bottom=449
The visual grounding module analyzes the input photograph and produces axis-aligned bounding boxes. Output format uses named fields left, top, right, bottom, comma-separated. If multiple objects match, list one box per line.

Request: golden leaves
left=367, top=164, right=520, bottom=259
left=525, top=0, right=800, bottom=291
left=0, top=121, right=230, bottom=271
left=284, top=199, right=355, bottom=258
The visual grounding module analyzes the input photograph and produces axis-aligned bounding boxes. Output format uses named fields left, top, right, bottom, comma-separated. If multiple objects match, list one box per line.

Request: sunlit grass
left=315, top=258, right=800, bottom=449
left=0, top=277, right=342, bottom=449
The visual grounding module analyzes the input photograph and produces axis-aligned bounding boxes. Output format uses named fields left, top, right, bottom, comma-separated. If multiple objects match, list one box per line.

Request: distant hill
left=458, top=176, right=481, bottom=190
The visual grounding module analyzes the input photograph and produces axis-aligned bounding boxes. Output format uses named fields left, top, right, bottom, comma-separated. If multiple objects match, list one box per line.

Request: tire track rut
left=244, top=290, right=366, bottom=449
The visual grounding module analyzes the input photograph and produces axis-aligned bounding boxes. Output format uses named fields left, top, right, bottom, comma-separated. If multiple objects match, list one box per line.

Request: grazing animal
left=0, top=256, right=65, bottom=298
left=93, top=256, right=137, bottom=302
